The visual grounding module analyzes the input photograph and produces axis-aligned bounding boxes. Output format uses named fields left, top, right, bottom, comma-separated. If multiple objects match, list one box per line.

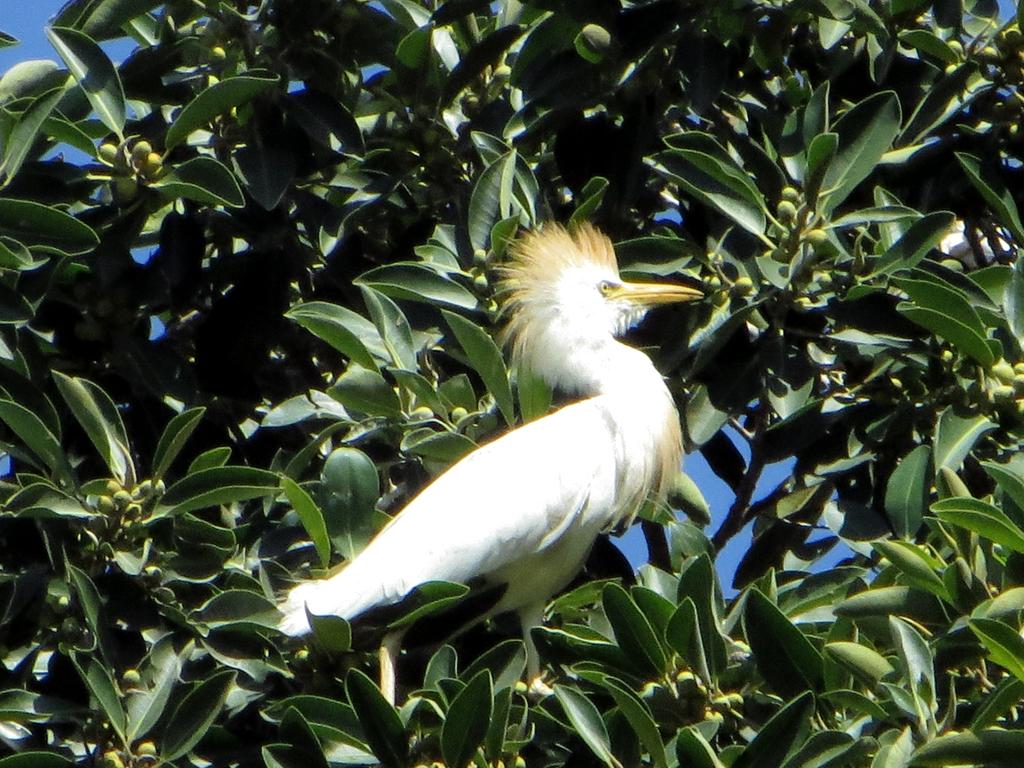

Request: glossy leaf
left=932, top=496, right=1024, bottom=553
left=602, top=582, right=668, bottom=676
left=554, top=684, right=615, bottom=768
left=884, top=445, right=930, bottom=538
left=53, top=372, right=134, bottom=486
left=743, top=588, right=823, bottom=696
left=46, top=26, right=124, bottom=135
left=281, top=477, right=330, bottom=567
left=152, top=407, right=205, bottom=479
left=161, top=670, right=236, bottom=760
left=441, top=670, right=492, bottom=768
left=443, top=310, right=514, bottom=425
left=346, top=669, right=408, bottom=768
left=152, top=156, right=245, bottom=208
left=166, top=72, right=278, bottom=149
left=155, top=466, right=280, bottom=517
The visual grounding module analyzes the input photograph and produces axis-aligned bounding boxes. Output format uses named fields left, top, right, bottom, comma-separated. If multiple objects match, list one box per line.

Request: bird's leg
left=379, top=629, right=405, bottom=704
left=518, top=602, right=554, bottom=697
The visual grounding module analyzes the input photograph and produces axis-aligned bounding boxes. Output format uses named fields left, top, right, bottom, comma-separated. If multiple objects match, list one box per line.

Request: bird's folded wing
left=294, top=397, right=619, bottom=620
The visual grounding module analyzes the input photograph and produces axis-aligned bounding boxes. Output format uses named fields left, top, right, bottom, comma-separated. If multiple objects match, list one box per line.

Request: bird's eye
left=598, top=280, right=617, bottom=295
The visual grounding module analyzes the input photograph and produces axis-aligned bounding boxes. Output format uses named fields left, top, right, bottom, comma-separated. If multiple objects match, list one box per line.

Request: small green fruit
left=450, top=406, right=468, bottom=422
left=805, top=228, right=829, bottom=246
left=733, top=276, right=754, bottom=295
left=98, top=142, right=120, bottom=164
left=777, top=199, right=798, bottom=223
left=780, top=185, right=800, bottom=203
left=210, top=45, right=227, bottom=61
left=121, top=669, right=142, bottom=688
left=131, top=140, right=153, bottom=162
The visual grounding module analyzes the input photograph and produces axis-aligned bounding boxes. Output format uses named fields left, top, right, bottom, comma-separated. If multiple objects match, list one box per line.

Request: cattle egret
left=278, top=223, right=702, bottom=701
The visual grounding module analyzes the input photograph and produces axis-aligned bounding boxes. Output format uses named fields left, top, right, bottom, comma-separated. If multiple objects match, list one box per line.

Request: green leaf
left=357, top=263, right=478, bottom=310
left=898, top=29, right=959, bottom=63
left=161, top=670, right=236, bottom=761
left=889, top=616, right=935, bottom=722
left=329, top=366, right=401, bottom=418
left=65, top=562, right=102, bottom=651
left=281, top=477, right=330, bottom=568
left=873, top=212, right=955, bottom=275
left=235, top=135, right=294, bottom=210
left=824, top=641, right=894, bottom=685
left=602, top=582, right=668, bottom=676
left=0, top=198, right=98, bottom=254
left=955, top=152, right=1024, bottom=242
left=308, top=613, right=352, bottom=653
left=898, top=304, right=995, bottom=367
left=360, top=286, right=415, bottom=370
left=286, top=301, right=381, bottom=370
left=554, top=684, right=615, bottom=768
left=910, top=730, right=1024, bottom=766
left=152, top=407, right=205, bottom=479
left=873, top=540, right=949, bottom=600
left=677, top=554, right=726, bottom=677
left=0, top=398, right=68, bottom=480
left=819, top=91, right=901, bottom=214
left=155, top=466, right=280, bottom=516
left=932, top=497, right=1024, bottom=553
left=346, top=668, right=408, bottom=768
left=441, top=670, right=492, bottom=768
left=443, top=310, right=514, bottom=425
left=126, top=640, right=184, bottom=741
left=166, top=72, right=278, bottom=149
left=387, top=581, right=470, bottom=629
left=933, top=408, right=995, bottom=472
left=599, top=676, right=668, bottom=768
left=884, top=445, right=931, bottom=538
left=468, top=151, right=517, bottom=252
left=53, top=372, right=134, bottom=486
left=665, top=597, right=711, bottom=683
left=569, top=176, right=609, bottom=226
left=676, top=728, right=725, bottom=768
left=969, top=618, right=1024, bottom=683
left=72, top=656, right=127, bottom=746
left=152, top=156, right=245, bottom=208
left=732, top=691, right=814, bottom=768
left=46, top=26, right=124, bottom=135
left=322, top=446, right=379, bottom=558
left=192, top=589, right=280, bottom=631
left=650, top=148, right=766, bottom=236
left=0, top=87, right=63, bottom=183
left=804, top=131, right=837, bottom=205
left=51, top=0, right=163, bottom=40
left=0, top=754, right=70, bottom=768
left=188, top=446, right=231, bottom=473
left=743, top=588, right=823, bottom=696
left=982, top=460, right=1024, bottom=512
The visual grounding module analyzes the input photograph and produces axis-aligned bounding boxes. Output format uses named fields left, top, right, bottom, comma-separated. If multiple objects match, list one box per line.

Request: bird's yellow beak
left=608, top=281, right=704, bottom=306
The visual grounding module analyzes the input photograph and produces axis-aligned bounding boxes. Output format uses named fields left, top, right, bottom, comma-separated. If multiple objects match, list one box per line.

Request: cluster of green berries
left=97, top=138, right=166, bottom=204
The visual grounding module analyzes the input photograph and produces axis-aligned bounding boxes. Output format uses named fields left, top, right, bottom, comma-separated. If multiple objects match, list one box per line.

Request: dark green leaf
left=732, top=692, right=814, bottom=768
left=152, top=156, right=244, bottom=208
left=443, top=310, right=514, bottom=425
left=281, top=477, right=330, bottom=568
left=969, top=618, right=1024, bottom=683
left=72, top=656, right=126, bottom=745
left=286, top=301, right=381, bottom=370
left=932, top=496, right=1024, bottom=553
left=0, top=198, right=97, bottom=253
left=933, top=408, right=995, bottom=472
left=53, top=372, right=134, bottom=485
left=161, top=670, right=236, bottom=760
left=357, top=264, right=478, bottom=310
left=553, top=684, right=615, bottom=768
left=155, top=466, right=280, bottom=517
left=884, top=445, right=931, bottom=538
left=911, top=730, right=1024, bottom=766
left=602, top=582, right=668, bottom=676
left=346, top=669, right=408, bottom=768
left=650, top=148, right=766, bottom=236
left=743, top=589, right=823, bottom=696
left=956, top=152, right=1024, bottom=242
left=441, top=670, right=492, bottom=768
left=819, top=91, right=901, bottom=214
left=152, top=407, right=205, bottom=479
left=166, top=73, right=278, bottom=149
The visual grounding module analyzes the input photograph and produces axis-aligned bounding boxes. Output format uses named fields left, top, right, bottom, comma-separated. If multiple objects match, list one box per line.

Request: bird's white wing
left=279, top=396, right=620, bottom=634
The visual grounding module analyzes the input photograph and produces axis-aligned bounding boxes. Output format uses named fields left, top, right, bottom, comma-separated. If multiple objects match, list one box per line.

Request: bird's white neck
left=522, top=325, right=667, bottom=399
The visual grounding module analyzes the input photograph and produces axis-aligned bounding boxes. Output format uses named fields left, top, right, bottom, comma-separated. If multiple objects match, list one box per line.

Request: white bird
left=278, top=223, right=702, bottom=701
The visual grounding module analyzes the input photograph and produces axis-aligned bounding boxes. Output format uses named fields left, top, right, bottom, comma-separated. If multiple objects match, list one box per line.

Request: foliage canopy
left=4, top=0, right=1024, bottom=766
